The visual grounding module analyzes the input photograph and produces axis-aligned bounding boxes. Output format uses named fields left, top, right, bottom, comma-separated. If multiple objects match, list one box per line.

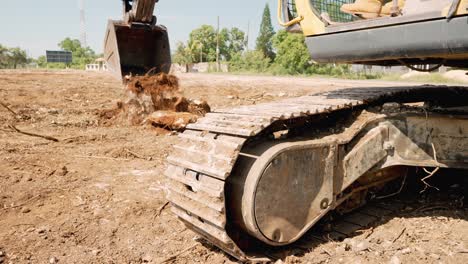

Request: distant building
left=46, top=50, right=72, bottom=64
left=86, top=58, right=108, bottom=72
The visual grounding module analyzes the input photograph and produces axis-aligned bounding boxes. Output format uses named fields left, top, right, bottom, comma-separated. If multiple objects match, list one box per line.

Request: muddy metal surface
left=0, top=70, right=467, bottom=263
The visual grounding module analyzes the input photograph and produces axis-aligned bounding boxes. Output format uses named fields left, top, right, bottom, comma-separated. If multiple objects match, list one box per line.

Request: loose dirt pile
left=100, top=73, right=210, bottom=133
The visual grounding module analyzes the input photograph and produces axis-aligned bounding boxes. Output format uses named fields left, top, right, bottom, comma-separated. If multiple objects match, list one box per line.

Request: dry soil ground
left=0, top=70, right=467, bottom=264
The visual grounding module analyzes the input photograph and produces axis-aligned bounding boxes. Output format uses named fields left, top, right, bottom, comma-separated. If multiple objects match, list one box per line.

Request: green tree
left=174, top=25, right=247, bottom=64
left=0, top=44, right=8, bottom=68
left=58, top=37, right=97, bottom=67
left=272, top=30, right=311, bottom=74
left=36, top=55, right=47, bottom=68
left=222, top=27, right=246, bottom=61
left=7, top=47, right=28, bottom=69
left=229, top=50, right=270, bottom=72
left=173, top=42, right=194, bottom=64
left=187, top=25, right=217, bottom=63
left=256, top=4, right=275, bottom=61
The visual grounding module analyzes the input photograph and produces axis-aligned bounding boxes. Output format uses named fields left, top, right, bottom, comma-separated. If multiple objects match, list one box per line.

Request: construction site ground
left=0, top=70, right=467, bottom=264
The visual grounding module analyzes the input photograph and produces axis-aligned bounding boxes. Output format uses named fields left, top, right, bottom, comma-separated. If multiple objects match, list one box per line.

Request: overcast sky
left=0, top=0, right=279, bottom=58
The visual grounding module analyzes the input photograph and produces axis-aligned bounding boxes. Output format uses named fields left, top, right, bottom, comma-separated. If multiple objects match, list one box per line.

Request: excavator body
left=281, top=0, right=468, bottom=68
left=103, top=0, right=468, bottom=262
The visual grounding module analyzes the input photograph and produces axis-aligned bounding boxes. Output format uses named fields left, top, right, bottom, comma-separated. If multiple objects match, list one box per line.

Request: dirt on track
left=0, top=70, right=467, bottom=264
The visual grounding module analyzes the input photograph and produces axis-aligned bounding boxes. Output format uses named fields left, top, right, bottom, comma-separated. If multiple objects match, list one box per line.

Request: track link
left=164, top=85, right=468, bottom=261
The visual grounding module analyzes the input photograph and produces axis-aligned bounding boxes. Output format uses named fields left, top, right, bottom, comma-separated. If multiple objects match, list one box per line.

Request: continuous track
left=164, top=85, right=468, bottom=261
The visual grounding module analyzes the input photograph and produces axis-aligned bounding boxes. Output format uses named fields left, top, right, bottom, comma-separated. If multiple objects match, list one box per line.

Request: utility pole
left=216, top=16, right=220, bottom=72
left=199, top=43, right=203, bottom=63
left=246, top=20, right=250, bottom=51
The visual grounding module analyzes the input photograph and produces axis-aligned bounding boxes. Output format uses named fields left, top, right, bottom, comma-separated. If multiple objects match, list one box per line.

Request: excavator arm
left=122, top=0, right=157, bottom=25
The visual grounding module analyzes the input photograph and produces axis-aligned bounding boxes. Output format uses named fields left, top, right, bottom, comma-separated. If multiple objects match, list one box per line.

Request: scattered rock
left=389, top=255, right=401, bottom=264
left=400, top=248, right=411, bottom=255
left=49, top=257, right=58, bottom=264
left=343, top=239, right=369, bottom=252
left=278, top=92, right=287, bottom=97
left=354, top=241, right=370, bottom=252
left=382, top=103, right=401, bottom=112
left=57, top=166, right=68, bottom=176
left=142, top=255, right=152, bottom=263
left=48, top=109, right=59, bottom=115
left=403, top=205, right=413, bottom=211
left=21, top=207, right=31, bottom=214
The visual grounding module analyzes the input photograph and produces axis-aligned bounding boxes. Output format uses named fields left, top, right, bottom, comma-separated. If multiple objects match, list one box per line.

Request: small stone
left=274, top=260, right=284, bottom=264
left=91, top=249, right=100, bottom=256
left=278, top=92, right=287, bottom=97
left=57, top=166, right=68, bottom=176
left=382, top=103, right=401, bottom=112
left=142, top=255, right=152, bottom=263
left=354, top=241, right=369, bottom=252
left=21, top=207, right=31, bottom=214
left=147, top=157, right=153, bottom=161
left=345, top=243, right=352, bottom=251
left=403, top=205, right=413, bottom=211
left=343, top=238, right=369, bottom=252
left=389, top=255, right=401, bottom=264
left=0, top=251, right=4, bottom=257
left=49, top=257, right=58, bottom=264
left=400, top=248, right=411, bottom=255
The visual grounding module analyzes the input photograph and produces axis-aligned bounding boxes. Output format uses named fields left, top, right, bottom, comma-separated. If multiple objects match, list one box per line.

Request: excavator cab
left=104, top=0, right=171, bottom=80
left=280, top=0, right=468, bottom=69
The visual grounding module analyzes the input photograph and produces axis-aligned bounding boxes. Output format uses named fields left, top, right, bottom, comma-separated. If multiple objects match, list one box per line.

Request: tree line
left=36, top=38, right=99, bottom=69
left=0, top=44, right=30, bottom=69
left=173, top=4, right=352, bottom=77
left=0, top=38, right=99, bottom=70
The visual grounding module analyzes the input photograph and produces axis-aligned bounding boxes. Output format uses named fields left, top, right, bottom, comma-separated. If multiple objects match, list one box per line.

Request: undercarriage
left=165, top=85, right=468, bottom=261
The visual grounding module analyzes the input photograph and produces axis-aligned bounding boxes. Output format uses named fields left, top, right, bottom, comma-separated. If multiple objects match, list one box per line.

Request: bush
left=229, top=51, right=271, bottom=73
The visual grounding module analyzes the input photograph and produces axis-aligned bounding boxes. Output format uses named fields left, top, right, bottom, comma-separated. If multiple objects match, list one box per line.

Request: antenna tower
left=79, top=0, right=88, bottom=47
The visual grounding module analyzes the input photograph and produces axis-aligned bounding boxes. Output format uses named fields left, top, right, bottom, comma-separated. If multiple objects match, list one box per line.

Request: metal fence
left=310, top=0, right=355, bottom=22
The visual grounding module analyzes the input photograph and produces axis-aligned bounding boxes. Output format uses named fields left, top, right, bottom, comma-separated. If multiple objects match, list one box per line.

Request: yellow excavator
left=104, top=0, right=468, bottom=261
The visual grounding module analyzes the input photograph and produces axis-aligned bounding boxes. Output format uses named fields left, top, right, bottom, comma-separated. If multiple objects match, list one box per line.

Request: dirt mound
left=100, top=73, right=210, bottom=131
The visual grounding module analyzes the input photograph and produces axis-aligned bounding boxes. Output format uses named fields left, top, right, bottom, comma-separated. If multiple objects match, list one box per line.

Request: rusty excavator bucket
left=104, top=0, right=171, bottom=81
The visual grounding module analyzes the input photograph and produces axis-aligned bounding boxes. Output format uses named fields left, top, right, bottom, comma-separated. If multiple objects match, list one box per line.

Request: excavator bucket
left=104, top=20, right=171, bottom=80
